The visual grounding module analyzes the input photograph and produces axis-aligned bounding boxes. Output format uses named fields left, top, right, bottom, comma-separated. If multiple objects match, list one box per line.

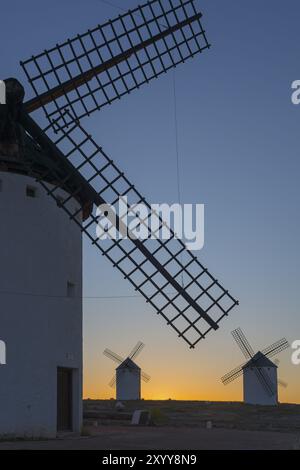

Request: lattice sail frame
left=21, top=0, right=210, bottom=126
left=129, top=341, right=145, bottom=360
left=19, top=0, right=239, bottom=348
left=23, top=111, right=238, bottom=348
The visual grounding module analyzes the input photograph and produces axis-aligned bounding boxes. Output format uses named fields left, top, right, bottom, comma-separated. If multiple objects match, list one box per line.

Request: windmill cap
left=116, top=357, right=141, bottom=371
left=242, top=351, right=277, bottom=370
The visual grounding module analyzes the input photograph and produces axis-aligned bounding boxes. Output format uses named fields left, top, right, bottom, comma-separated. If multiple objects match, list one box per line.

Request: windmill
left=221, top=328, right=289, bottom=406
left=103, top=341, right=150, bottom=400
left=16, top=0, right=239, bottom=349
left=0, top=0, right=238, bottom=437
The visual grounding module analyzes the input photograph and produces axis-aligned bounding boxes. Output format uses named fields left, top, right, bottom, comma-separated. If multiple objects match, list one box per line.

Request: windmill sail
left=129, top=341, right=145, bottom=360
left=18, top=0, right=238, bottom=348
left=20, top=109, right=238, bottom=348
left=251, top=366, right=276, bottom=397
left=231, top=328, right=255, bottom=359
left=261, top=338, right=290, bottom=359
left=21, top=0, right=210, bottom=126
left=103, top=349, right=124, bottom=364
left=221, top=361, right=245, bottom=385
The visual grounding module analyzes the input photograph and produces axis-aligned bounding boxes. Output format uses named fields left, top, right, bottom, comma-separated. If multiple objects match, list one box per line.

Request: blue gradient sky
left=1, top=0, right=299, bottom=401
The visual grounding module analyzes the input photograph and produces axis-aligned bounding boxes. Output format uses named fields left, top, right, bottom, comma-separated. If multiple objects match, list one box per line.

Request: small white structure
left=0, top=170, right=83, bottom=438
left=116, top=358, right=141, bottom=401
left=243, top=351, right=278, bottom=406
left=103, top=341, right=150, bottom=400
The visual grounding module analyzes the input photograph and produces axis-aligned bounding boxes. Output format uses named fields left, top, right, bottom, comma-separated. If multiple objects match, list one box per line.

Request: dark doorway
left=57, top=367, right=73, bottom=432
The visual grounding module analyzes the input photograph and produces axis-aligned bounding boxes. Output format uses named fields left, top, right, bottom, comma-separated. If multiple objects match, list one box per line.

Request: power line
left=0, top=290, right=175, bottom=300
left=0, top=290, right=147, bottom=300
left=173, top=71, right=182, bottom=206
left=98, top=0, right=183, bottom=289
left=97, top=0, right=168, bottom=28
left=98, top=0, right=127, bottom=13
left=172, top=70, right=185, bottom=288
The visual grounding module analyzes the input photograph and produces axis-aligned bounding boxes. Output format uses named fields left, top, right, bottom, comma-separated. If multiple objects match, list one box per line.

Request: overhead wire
left=172, top=71, right=185, bottom=288
left=0, top=290, right=175, bottom=300
left=98, top=0, right=185, bottom=288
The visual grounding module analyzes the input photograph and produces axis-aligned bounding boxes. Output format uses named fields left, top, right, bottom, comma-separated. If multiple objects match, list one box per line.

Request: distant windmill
left=221, top=328, right=289, bottom=406
left=104, top=341, right=150, bottom=400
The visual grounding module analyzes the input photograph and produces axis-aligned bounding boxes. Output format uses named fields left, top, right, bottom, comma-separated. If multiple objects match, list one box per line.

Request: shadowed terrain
left=0, top=401, right=299, bottom=450
left=83, top=400, right=300, bottom=433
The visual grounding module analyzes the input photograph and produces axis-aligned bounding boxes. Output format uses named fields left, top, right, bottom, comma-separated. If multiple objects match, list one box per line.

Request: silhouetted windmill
left=104, top=341, right=150, bottom=400
left=221, top=328, right=289, bottom=405
left=3, top=0, right=238, bottom=348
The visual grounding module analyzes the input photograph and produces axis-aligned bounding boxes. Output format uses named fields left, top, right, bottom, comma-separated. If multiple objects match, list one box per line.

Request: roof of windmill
left=242, top=351, right=277, bottom=370
left=116, top=357, right=141, bottom=371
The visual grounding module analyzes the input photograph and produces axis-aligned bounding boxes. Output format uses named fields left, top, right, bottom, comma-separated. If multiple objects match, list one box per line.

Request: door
left=57, top=367, right=73, bottom=431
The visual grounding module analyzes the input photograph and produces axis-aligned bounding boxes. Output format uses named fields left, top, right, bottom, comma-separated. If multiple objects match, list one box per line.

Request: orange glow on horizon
left=83, top=374, right=300, bottom=404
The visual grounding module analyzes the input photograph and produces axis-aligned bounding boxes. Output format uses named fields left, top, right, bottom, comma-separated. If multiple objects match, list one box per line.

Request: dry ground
left=0, top=400, right=299, bottom=450
left=84, top=399, right=300, bottom=433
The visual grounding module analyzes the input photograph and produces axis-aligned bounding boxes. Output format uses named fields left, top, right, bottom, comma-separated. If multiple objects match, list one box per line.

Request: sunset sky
left=2, top=0, right=299, bottom=403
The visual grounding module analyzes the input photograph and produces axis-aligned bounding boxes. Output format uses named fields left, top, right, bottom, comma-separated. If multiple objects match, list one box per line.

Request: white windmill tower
left=0, top=80, right=83, bottom=437
left=103, top=342, right=150, bottom=401
left=221, top=328, right=289, bottom=406
left=242, top=352, right=279, bottom=405
left=116, top=359, right=142, bottom=401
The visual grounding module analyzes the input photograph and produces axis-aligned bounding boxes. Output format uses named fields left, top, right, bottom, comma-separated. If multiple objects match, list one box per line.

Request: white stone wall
left=116, top=368, right=141, bottom=401
left=0, top=172, right=83, bottom=438
left=243, top=367, right=278, bottom=406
